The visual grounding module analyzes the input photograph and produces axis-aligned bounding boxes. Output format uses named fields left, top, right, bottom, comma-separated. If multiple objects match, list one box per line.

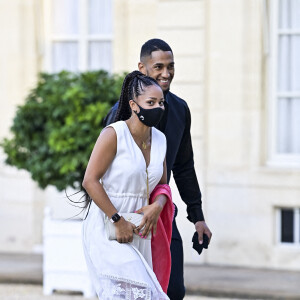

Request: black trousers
left=167, top=212, right=185, bottom=300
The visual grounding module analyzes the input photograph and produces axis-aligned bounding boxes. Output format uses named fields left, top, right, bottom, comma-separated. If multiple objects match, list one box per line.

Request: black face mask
left=133, top=102, right=165, bottom=127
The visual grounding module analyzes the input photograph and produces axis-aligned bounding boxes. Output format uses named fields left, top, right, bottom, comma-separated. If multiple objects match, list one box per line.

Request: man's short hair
left=140, top=39, right=173, bottom=61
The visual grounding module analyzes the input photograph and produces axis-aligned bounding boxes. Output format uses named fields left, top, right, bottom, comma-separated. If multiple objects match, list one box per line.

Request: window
left=44, top=0, right=113, bottom=73
left=277, top=208, right=300, bottom=245
left=269, top=0, right=300, bottom=166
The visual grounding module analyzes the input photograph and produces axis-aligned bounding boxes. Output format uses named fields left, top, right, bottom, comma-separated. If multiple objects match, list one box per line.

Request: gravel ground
left=0, top=283, right=244, bottom=300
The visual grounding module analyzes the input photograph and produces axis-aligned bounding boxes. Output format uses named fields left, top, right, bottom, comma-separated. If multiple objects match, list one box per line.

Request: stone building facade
left=0, top=0, right=299, bottom=270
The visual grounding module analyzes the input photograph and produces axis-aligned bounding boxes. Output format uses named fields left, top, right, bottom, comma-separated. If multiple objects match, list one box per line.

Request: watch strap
left=110, top=212, right=121, bottom=223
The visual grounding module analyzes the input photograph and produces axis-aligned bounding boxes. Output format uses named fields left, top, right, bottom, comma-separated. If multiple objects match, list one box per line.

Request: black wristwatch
left=110, top=213, right=121, bottom=224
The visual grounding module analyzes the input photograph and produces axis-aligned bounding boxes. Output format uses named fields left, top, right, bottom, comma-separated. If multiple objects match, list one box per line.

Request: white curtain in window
left=88, top=0, right=112, bottom=34
left=278, top=36, right=289, bottom=91
left=280, top=0, right=300, bottom=28
left=89, top=41, right=112, bottom=71
left=290, top=99, right=300, bottom=152
left=278, top=36, right=300, bottom=91
left=291, top=36, right=300, bottom=91
left=49, top=0, right=112, bottom=73
left=277, top=0, right=300, bottom=154
left=291, top=0, right=300, bottom=28
left=52, top=0, right=79, bottom=35
left=279, top=0, right=289, bottom=28
left=278, top=98, right=300, bottom=153
left=52, top=42, right=78, bottom=72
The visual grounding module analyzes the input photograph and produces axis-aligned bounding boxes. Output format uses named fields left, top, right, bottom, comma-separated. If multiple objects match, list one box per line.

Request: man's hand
left=195, top=221, right=212, bottom=245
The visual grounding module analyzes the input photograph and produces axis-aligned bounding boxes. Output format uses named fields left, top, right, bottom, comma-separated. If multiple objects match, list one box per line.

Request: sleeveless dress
left=82, top=121, right=169, bottom=300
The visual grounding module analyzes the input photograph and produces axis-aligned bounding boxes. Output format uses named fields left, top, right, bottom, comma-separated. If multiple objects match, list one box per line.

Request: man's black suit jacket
left=103, top=91, right=204, bottom=223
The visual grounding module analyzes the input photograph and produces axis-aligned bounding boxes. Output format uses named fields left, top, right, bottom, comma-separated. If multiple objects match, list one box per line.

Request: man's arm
left=172, top=104, right=212, bottom=244
left=172, top=104, right=204, bottom=223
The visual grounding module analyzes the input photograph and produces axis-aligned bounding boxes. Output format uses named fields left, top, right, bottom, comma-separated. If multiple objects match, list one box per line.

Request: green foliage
left=1, top=70, right=124, bottom=191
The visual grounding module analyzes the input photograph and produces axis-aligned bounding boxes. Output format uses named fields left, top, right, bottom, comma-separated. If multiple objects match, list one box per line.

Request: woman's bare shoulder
left=95, top=126, right=117, bottom=150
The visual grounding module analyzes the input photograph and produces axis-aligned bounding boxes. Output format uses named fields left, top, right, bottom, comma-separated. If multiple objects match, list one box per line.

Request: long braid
left=114, top=71, right=160, bottom=122
left=81, top=71, right=160, bottom=219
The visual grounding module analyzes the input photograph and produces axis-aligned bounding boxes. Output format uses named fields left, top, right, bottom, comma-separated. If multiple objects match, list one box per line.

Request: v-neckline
left=123, top=121, right=153, bottom=169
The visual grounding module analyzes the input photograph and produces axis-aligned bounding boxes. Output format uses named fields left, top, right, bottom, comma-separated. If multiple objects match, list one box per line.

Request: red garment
left=149, top=184, right=174, bottom=293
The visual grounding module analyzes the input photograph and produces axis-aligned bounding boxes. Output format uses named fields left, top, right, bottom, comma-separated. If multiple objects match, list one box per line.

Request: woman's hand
left=135, top=200, right=164, bottom=238
left=115, top=218, right=138, bottom=243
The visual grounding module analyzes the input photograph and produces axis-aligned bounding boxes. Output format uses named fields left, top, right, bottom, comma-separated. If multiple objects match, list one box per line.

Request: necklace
left=141, top=134, right=151, bottom=150
left=126, top=120, right=151, bottom=150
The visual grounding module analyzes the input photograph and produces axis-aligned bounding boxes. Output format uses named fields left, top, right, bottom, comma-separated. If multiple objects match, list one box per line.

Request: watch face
left=112, top=213, right=121, bottom=223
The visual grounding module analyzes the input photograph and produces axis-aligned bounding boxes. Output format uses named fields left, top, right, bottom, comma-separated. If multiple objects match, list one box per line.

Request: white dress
left=82, top=121, right=169, bottom=300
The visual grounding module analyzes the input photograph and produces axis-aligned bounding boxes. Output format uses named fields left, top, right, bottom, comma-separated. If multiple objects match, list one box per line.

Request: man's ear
left=138, top=62, right=146, bottom=75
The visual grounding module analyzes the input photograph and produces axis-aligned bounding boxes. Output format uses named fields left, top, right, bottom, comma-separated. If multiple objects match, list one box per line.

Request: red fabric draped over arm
left=149, top=184, right=174, bottom=293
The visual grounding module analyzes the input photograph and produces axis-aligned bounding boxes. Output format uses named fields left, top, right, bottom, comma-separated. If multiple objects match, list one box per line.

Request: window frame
left=267, top=0, right=300, bottom=167
left=43, top=0, right=113, bottom=73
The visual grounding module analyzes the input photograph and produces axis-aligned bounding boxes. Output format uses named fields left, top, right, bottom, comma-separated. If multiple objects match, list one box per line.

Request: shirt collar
left=163, top=90, right=170, bottom=104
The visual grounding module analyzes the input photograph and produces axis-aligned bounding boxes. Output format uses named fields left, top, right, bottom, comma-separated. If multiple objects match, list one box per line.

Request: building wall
left=113, top=0, right=207, bottom=264
left=0, top=0, right=299, bottom=271
left=157, top=0, right=207, bottom=264
left=204, top=0, right=300, bottom=270
left=0, top=0, right=43, bottom=252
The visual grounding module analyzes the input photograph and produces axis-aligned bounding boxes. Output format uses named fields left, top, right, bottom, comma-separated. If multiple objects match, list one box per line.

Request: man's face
left=139, top=50, right=175, bottom=92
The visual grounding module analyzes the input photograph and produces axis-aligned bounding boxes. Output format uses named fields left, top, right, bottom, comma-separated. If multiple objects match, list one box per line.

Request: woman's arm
left=159, top=157, right=167, bottom=184
left=82, top=127, right=136, bottom=243
left=136, top=157, right=168, bottom=237
left=83, top=127, right=118, bottom=217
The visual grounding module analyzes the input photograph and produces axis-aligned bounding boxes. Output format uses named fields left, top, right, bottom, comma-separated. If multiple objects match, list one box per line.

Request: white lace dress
left=82, top=121, right=169, bottom=300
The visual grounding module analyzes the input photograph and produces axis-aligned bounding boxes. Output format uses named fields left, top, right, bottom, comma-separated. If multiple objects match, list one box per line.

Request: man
left=103, top=39, right=212, bottom=300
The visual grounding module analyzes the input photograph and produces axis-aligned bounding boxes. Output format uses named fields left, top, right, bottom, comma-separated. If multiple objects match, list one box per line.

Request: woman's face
left=130, top=84, right=165, bottom=113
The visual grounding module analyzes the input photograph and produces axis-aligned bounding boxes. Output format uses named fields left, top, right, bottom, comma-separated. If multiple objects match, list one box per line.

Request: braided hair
left=79, top=71, right=160, bottom=219
left=114, top=70, right=160, bottom=122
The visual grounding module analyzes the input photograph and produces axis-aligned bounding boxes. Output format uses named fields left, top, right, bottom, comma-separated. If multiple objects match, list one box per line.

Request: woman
left=82, top=71, right=170, bottom=299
